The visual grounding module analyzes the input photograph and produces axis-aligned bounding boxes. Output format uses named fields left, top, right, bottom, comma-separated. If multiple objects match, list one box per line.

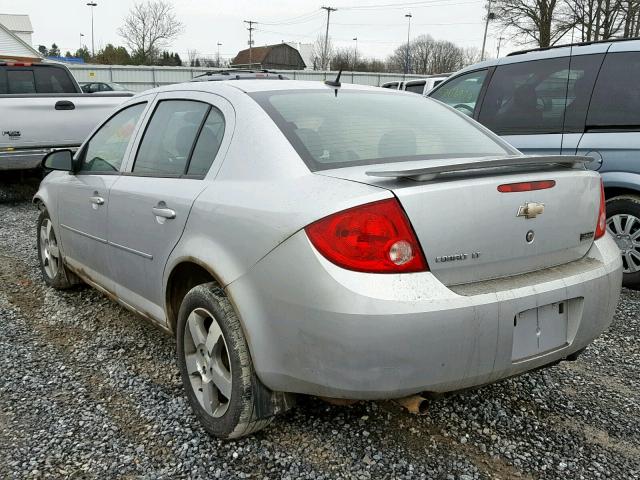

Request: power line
left=338, top=0, right=479, bottom=10
left=260, top=11, right=323, bottom=26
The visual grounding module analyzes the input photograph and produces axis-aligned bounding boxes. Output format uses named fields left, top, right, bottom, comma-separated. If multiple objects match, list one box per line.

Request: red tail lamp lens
left=498, top=180, right=556, bottom=193
left=595, top=179, right=607, bottom=239
left=305, top=198, right=428, bottom=273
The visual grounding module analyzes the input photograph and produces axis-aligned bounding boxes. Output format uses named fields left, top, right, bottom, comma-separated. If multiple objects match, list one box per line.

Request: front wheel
left=176, top=283, right=278, bottom=439
left=37, top=209, right=78, bottom=289
left=606, top=195, right=640, bottom=288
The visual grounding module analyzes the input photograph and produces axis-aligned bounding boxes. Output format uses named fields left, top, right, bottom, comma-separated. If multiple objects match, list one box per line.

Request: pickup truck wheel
left=176, top=283, right=275, bottom=439
left=606, top=196, right=640, bottom=288
left=36, top=210, right=77, bottom=289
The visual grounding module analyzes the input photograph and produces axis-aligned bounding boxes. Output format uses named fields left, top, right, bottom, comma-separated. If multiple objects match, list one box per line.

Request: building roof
left=233, top=45, right=275, bottom=66
left=0, top=19, right=41, bottom=60
left=0, top=14, right=33, bottom=33
left=232, top=43, right=305, bottom=68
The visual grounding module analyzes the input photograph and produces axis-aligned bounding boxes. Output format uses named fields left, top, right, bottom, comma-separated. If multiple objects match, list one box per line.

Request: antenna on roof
left=324, top=68, right=342, bottom=87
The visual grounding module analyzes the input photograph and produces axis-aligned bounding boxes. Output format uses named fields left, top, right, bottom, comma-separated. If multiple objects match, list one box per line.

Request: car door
left=477, top=55, right=571, bottom=155
left=57, top=101, right=149, bottom=289
left=107, top=91, right=231, bottom=322
left=575, top=48, right=640, bottom=176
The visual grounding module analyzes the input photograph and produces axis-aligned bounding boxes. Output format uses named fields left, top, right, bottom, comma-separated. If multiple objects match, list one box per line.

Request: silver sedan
left=35, top=80, right=622, bottom=439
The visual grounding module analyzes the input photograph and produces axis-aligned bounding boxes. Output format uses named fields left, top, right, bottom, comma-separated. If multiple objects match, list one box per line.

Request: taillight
left=305, top=198, right=428, bottom=273
left=595, top=179, right=606, bottom=239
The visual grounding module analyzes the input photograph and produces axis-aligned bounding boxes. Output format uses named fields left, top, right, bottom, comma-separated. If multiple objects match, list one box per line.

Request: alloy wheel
left=40, top=218, right=60, bottom=279
left=183, top=308, right=232, bottom=418
left=607, top=213, right=640, bottom=273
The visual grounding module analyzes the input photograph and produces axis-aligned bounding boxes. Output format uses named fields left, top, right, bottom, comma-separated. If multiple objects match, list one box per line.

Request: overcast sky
left=3, top=0, right=515, bottom=61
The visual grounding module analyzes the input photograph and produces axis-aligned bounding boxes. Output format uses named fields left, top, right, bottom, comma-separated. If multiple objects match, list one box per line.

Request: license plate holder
left=512, top=301, right=568, bottom=362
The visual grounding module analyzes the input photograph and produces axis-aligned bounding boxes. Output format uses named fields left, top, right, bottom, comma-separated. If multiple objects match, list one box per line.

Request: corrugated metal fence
left=66, top=64, right=426, bottom=92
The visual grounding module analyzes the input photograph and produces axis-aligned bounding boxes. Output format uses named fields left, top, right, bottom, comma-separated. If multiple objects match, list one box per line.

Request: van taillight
left=305, top=198, right=428, bottom=273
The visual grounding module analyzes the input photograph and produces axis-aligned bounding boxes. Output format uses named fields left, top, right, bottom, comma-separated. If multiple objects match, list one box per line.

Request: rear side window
left=405, top=81, right=425, bottom=94
left=7, top=70, right=36, bottom=93
left=187, top=108, right=225, bottom=176
left=563, top=54, right=604, bottom=132
left=252, top=90, right=509, bottom=171
left=134, top=100, right=210, bottom=176
left=34, top=66, right=76, bottom=93
left=430, top=70, right=487, bottom=116
left=588, top=52, right=640, bottom=128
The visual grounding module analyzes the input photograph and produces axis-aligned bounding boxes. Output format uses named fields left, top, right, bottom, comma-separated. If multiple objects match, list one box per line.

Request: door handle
left=55, top=100, right=75, bottom=110
left=89, top=196, right=105, bottom=205
left=152, top=206, right=176, bottom=219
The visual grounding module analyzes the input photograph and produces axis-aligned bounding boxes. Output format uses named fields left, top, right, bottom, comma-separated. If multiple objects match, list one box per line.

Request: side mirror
left=42, top=149, right=74, bottom=172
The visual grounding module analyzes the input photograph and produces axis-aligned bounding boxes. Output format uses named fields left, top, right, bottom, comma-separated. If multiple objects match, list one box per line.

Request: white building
left=0, top=14, right=40, bottom=61
left=286, top=42, right=314, bottom=70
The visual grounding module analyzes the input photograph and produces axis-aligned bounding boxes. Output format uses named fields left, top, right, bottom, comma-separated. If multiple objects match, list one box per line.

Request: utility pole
left=405, top=13, right=412, bottom=74
left=86, top=2, right=97, bottom=57
left=321, top=6, right=337, bottom=70
left=244, top=20, right=256, bottom=67
left=353, top=37, right=358, bottom=70
left=496, top=36, right=504, bottom=58
left=79, top=33, right=84, bottom=51
left=217, top=42, right=222, bottom=67
left=481, top=0, right=492, bottom=61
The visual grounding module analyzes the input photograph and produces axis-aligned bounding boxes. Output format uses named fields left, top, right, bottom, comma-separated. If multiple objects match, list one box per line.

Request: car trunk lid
left=317, top=155, right=600, bottom=285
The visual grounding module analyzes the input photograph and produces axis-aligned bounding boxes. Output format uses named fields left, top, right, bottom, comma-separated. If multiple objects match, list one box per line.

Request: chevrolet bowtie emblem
left=517, top=202, right=545, bottom=219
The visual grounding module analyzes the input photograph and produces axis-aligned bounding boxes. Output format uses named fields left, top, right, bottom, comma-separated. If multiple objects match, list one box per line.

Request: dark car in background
left=429, top=38, right=640, bottom=287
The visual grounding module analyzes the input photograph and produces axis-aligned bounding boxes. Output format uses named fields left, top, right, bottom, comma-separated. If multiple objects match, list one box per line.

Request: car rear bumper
left=227, top=232, right=623, bottom=399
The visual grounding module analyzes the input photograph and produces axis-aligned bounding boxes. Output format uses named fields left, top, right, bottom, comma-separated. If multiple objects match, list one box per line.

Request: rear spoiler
left=365, top=155, right=591, bottom=181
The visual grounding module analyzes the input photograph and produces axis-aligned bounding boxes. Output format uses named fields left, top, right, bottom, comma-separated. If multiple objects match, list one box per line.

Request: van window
left=587, top=52, right=640, bottom=128
left=479, top=57, right=570, bottom=135
left=405, top=81, right=426, bottom=94
left=430, top=70, right=487, bottom=116
left=563, top=54, right=604, bottom=132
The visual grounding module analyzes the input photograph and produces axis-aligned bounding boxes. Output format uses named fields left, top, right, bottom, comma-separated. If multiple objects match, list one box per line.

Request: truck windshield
left=251, top=89, right=510, bottom=171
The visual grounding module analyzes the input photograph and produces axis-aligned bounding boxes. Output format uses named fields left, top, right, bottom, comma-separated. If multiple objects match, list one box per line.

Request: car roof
left=150, top=79, right=391, bottom=95
left=452, top=38, right=640, bottom=77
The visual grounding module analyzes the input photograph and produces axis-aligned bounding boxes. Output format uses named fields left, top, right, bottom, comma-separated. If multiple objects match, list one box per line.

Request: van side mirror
left=42, top=149, right=74, bottom=171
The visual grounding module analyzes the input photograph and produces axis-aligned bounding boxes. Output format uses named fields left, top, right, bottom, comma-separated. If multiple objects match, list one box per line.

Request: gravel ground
left=0, top=176, right=639, bottom=480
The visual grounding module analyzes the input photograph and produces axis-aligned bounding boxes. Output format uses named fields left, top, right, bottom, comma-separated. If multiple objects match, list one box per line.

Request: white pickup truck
left=0, top=61, right=134, bottom=171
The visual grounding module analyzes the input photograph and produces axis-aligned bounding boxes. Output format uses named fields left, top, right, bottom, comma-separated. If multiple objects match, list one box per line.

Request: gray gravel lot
left=0, top=175, right=639, bottom=479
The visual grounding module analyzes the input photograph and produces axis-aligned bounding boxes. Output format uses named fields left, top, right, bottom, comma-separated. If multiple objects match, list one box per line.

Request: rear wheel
left=176, top=283, right=276, bottom=439
left=606, top=196, right=640, bottom=288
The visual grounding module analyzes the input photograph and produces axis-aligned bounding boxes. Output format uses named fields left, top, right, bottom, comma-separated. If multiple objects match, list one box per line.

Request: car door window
left=34, top=66, right=77, bottom=93
left=479, top=57, right=570, bottom=135
left=430, top=70, right=487, bottom=116
left=79, top=103, right=147, bottom=173
left=133, top=100, right=209, bottom=176
left=187, top=107, right=226, bottom=176
left=7, top=70, right=36, bottom=93
left=563, top=54, right=604, bottom=132
left=405, top=81, right=426, bottom=94
left=587, top=52, right=640, bottom=129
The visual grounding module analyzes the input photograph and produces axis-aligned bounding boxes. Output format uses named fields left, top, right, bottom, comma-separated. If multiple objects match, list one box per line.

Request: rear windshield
left=251, top=89, right=509, bottom=171
left=0, top=65, right=77, bottom=94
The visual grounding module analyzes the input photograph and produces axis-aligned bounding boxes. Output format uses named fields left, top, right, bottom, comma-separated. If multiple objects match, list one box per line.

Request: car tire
left=176, top=283, right=276, bottom=439
left=36, top=209, right=79, bottom=289
left=606, top=195, right=640, bottom=288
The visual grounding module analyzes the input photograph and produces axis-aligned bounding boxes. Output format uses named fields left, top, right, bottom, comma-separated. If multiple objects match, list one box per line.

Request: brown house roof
left=232, top=45, right=273, bottom=66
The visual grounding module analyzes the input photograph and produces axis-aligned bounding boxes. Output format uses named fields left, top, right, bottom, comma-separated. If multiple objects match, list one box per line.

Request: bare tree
left=311, top=34, right=333, bottom=70
left=494, top=0, right=571, bottom=47
left=187, top=49, right=198, bottom=67
left=118, top=0, right=184, bottom=65
left=387, top=35, right=474, bottom=75
left=562, top=0, right=634, bottom=41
